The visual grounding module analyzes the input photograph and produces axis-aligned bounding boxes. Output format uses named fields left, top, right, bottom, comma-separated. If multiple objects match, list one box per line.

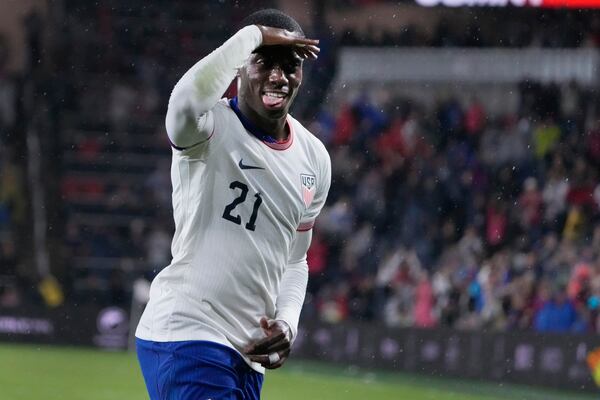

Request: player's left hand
left=244, top=317, right=292, bottom=369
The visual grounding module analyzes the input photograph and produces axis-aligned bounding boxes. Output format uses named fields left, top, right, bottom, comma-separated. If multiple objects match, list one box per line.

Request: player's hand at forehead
left=255, top=25, right=320, bottom=60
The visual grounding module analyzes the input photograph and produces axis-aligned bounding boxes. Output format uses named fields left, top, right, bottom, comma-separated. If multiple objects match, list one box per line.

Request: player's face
left=239, top=45, right=303, bottom=121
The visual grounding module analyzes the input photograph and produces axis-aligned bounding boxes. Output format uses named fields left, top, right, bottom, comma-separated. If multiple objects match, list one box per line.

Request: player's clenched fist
left=255, top=25, right=320, bottom=60
left=244, top=317, right=292, bottom=369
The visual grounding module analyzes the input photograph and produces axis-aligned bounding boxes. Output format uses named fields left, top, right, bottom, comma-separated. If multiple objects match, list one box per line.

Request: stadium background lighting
left=415, top=0, right=600, bottom=7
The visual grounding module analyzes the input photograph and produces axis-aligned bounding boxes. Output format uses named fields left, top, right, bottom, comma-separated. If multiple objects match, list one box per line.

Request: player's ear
left=236, top=64, right=246, bottom=79
left=236, top=65, right=247, bottom=87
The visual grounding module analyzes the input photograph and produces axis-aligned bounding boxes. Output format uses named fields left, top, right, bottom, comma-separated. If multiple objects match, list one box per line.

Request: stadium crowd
left=3, top=2, right=600, bottom=337
left=0, top=34, right=27, bottom=308
left=302, top=82, right=600, bottom=334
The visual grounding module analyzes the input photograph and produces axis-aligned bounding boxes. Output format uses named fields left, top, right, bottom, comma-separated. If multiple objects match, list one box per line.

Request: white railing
left=335, top=47, right=600, bottom=85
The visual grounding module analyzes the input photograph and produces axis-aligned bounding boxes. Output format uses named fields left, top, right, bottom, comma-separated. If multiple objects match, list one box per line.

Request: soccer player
left=135, top=8, right=331, bottom=400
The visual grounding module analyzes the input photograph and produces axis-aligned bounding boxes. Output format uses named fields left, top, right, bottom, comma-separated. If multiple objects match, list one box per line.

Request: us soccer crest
left=300, top=174, right=316, bottom=208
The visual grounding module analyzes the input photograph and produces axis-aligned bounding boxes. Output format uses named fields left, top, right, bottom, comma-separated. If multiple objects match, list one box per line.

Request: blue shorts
left=136, top=338, right=264, bottom=400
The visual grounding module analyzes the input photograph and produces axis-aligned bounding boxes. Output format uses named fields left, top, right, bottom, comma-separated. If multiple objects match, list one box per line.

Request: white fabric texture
left=275, top=230, right=312, bottom=341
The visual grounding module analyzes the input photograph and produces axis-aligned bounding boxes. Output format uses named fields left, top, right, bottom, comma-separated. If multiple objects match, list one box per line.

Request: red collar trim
left=263, top=116, right=294, bottom=150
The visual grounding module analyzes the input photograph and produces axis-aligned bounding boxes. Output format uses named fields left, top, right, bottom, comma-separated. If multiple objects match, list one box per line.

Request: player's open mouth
left=262, top=90, right=288, bottom=109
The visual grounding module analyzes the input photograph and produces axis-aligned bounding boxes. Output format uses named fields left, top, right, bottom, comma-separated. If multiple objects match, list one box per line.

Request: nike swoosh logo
left=238, top=159, right=265, bottom=170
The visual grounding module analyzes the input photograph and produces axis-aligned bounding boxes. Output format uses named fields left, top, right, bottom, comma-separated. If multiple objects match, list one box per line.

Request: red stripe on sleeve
left=297, top=221, right=315, bottom=232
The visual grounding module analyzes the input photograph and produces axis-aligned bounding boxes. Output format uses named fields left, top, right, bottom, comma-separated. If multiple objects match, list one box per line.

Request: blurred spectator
left=413, top=270, right=436, bottom=328
left=109, top=78, right=137, bottom=132
left=307, top=230, right=329, bottom=295
left=146, top=224, right=171, bottom=274
left=534, top=286, right=578, bottom=333
left=517, top=177, right=543, bottom=236
left=0, top=34, right=16, bottom=136
left=0, top=155, right=26, bottom=230
left=542, top=160, right=569, bottom=229
left=533, top=118, right=561, bottom=161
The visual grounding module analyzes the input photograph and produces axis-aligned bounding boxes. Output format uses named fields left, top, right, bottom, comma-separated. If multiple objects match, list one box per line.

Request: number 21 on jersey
left=222, top=181, right=263, bottom=231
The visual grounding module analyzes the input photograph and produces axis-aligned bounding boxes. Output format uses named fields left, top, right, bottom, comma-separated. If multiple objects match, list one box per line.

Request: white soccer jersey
left=136, top=97, right=331, bottom=372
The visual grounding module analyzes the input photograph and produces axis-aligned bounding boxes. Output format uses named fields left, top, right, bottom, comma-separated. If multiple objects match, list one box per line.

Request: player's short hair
left=242, top=9, right=304, bottom=37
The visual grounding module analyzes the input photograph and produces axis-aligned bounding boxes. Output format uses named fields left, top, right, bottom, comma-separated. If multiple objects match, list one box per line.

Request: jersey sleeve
left=172, top=99, right=229, bottom=160
left=298, top=147, right=331, bottom=231
left=275, top=230, right=311, bottom=341
left=166, top=25, right=262, bottom=150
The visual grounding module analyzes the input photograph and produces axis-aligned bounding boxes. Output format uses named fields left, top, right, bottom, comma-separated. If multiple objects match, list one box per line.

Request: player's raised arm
left=165, top=25, right=261, bottom=149
left=165, top=25, right=319, bottom=149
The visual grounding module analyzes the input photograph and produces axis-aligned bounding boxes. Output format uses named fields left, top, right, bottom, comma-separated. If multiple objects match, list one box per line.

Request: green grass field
left=0, top=343, right=596, bottom=400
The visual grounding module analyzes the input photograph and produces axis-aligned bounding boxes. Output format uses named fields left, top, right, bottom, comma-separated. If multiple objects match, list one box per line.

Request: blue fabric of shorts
left=136, top=338, right=264, bottom=400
